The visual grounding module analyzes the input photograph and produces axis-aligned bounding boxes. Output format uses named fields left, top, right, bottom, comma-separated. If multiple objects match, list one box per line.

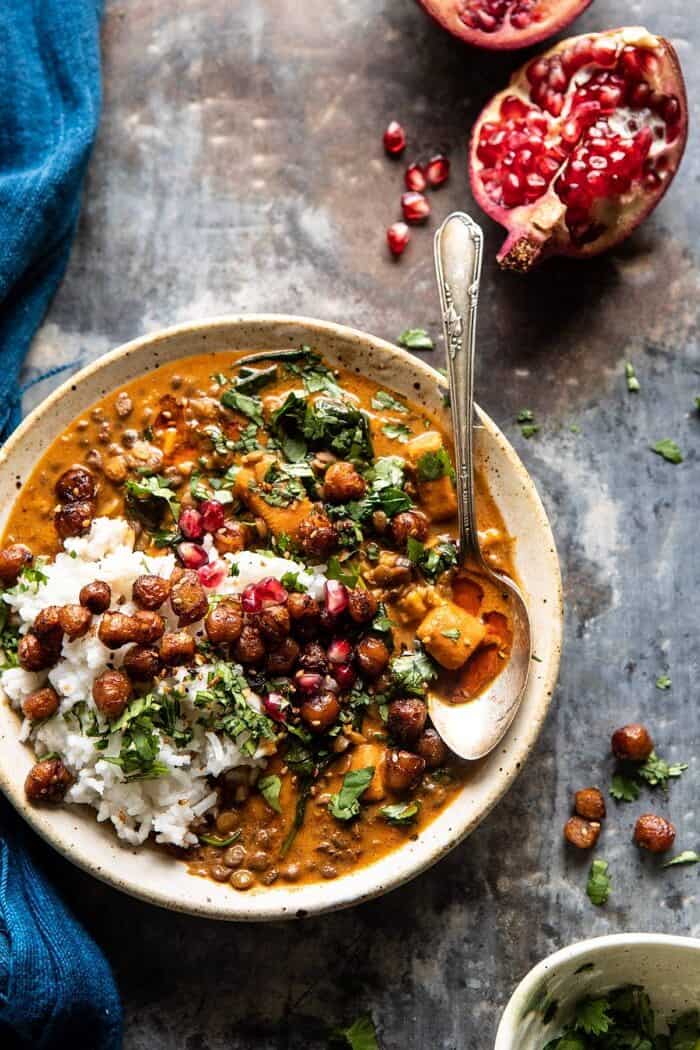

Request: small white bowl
left=495, top=934, right=700, bottom=1049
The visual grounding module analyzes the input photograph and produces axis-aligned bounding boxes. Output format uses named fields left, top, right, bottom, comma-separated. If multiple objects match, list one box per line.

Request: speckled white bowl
left=495, top=934, right=700, bottom=1048
left=0, top=315, right=562, bottom=920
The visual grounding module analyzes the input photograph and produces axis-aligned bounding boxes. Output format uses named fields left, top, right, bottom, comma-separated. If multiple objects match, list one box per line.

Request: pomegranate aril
left=501, top=95, right=529, bottom=121
left=177, top=542, right=209, bottom=570
left=383, top=120, right=406, bottom=155
left=401, top=191, right=430, bottom=224
left=590, top=38, right=618, bottom=67
left=295, top=672, right=323, bottom=694
left=663, top=96, right=680, bottom=124
left=324, top=580, right=349, bottom=616
left=327, top=638, right=353, bottom=665
left=179, top=507, right=204, bottom=541
left=198, top=560, right=228, bottom=589
left=387, top=222, right=410, bottom=258
left=263, top=692, right=287, bottom=722
left=200, top=500, right=225, bottom=533
left=335, top=663, right=356, bottom=689
left=241, top=576, right=288, bottom=613
left=404, top=163, right=427, bottom=192
left=425, top=154, right=450, bottom=187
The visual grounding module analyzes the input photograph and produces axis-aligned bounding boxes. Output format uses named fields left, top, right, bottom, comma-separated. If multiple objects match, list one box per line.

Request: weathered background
left=20, top=1, right=699, bottom=1046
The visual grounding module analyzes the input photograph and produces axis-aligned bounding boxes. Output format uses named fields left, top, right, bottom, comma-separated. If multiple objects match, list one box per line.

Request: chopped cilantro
left=328, top=767, right=375, bottom=821
left=415, top=447, right=455, bottom=483
left=333, top=1015, right=379, bottom=1050
left=610, top=774, right=640, bottom=803
left=381, top=421, right=412, bottom=444
left=586, top=858, right=611, bottom=906
left=195, top=663, right=277, bottom=755
left=390, top=646, right=438, bottom=697
left=220, top=388, right=265, bottom=427
left=326, top=555, right=360, bottom=588
left=625, top=362, right=640, bottom=392
left=272, top=393, right=374, bottom=466
left=371, top=390, right=409, bottom=414
left=574, top=998, right=613, bottom=1036
left=380, top=801, right=420, bottom=825
left=441, top=628, right=461, bottom=641
left=125, top=475, right=180, bottom=522
left=406, top=536, right=458, bottom=581
left=516, top=409, right=539, bottom=438
left=258, top=774, right=282, bottom=813
left=544, top=987, right=699, bottom=1049
left=651, top=439, right=683, bottom=464
left=663, top=850, right=700, bottom=867
left=397, top=328, right=434, bottom=350
left=280, top=570, right=306, bottom=593
left=637, top=750, right=687, bottom=789
left=655, top=674, right=672, bottom=690
left=17, top=560, right=49, bottom=592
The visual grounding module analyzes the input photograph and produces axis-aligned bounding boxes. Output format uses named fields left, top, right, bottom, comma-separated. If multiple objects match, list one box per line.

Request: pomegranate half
left=418, top=0, right=592, bottom=51
left=469, top=27, right=688, bottom=270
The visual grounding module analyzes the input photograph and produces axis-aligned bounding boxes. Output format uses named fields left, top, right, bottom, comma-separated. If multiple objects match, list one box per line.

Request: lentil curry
left=1, top=348, right=517, bottom=891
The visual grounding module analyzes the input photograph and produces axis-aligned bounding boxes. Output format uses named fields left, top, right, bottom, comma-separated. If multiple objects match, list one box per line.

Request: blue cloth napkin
left=0, top=3, right=123, bottom=1047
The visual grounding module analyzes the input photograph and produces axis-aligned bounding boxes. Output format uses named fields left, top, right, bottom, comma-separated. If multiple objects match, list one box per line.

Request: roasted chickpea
left=123, top=644, right=161, bottom=681
left=133, top=610, right=166, bottom=644
left=0, top=544, right=33, bottom=586
left=387, top=698, right=427, bottom=746
left=92, top=669, right=132, bottom=720
left=355, top=636, right=390, bottom=679
left=132, top=574, right=170, bottom=610
left=612, top=723, right=654, bottom=762
left=574, top=787, right=606, bottom=822
left=58, top=604, right=92, bottom=640
left=300, top=692, right=341, bottom=733
left=22, top=686, right=60, bottom=721
left=25, top=758, right=72, bottom=803
left=298, top=641, right=327, bottom=674
left=564, top=816, right=601, bottom=849
left=18, top=632, right=61, bottom=671
left=390, top=510, right=429, bottom=547
left=170, top=569, right=208, bottom=627
left=383, top=748, right=426, bottom=793
left=266, top=636, right=300, bottom=675
left=160, top=630, right=196, bottom=666
left=205, top=600, right=244, bottom=645
left=79, top=580, right=111, bottom=614
left=633, top=813, right=676, bottom=854
left=54, top=500, right=95, bottom=539
left=98, top=612, right=141, bottom=649
left=258, top=604, right=291, bottom=642
left=33, top=606, right=62, bottom=637
left=55, top=466, right=97, bottom=503
left=322, top=461, right=366, bottom=503
left=416, top=728, right=448, bottom=770
left=232, top=625, right=266, bottom=666
left=296, top=512, right=338, bottom=559
left=347, top=588, right=378, bottom=625
left=214, top=522, right=252, bottom=555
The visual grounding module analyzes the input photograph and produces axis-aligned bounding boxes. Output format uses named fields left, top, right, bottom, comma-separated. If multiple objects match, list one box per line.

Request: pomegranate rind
left=417, top=0, right=592, bottom=51
left=468, top=27, right=689, bottom=270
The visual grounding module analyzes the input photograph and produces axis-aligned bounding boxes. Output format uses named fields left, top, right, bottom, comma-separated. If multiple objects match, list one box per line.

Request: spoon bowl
left=429, top=213, right=533, bottom=761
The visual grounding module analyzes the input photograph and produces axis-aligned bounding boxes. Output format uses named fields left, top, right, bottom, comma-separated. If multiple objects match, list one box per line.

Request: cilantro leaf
left=651, top=439, right=683, bottom=464
left=574, top=997, right=613, bottom=1036
left=406, top=536, right=458, bottom=581
left=334, top=1015, right=379, bottom=1050
left=381, top=421, right=412, bottom=444
left=258, top=774, right=282, bottom=813
left=637, top=750, right=687, bottom=790
left=586, top=859, right=611, bottom=906
left=390, top=646, right=438, bottom=697
left=610, top=774, right=640, bottom=803
left=516, top=409, right=539, bottom=438
left=326, top=555, right=360, bottom=588
left=124, top=476, right=181, bottom=523
left=416, top=447, right=455, bottom=483
left=371, top=390, right=409, bottom=414
left=663, top=850, right=700, bottom=868
left=380, top=801, right=420, bottom=825
left=625, top=361, right=640, bottom=392
left=220, top=388, right=265, bottom=427
left=397, top=328, right=433, bottom=350
left=329, top=767, right=374, bottom=821
left=655, top=674, right=672, bottom=690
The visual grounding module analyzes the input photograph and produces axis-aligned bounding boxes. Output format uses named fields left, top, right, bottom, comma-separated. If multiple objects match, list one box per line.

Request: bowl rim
left=0, top=313, right=563, bottom=919
left=494, top=932, right=700, bottom=1049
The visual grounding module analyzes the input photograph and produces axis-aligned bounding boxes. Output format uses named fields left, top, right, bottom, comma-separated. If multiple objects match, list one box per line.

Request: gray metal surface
left=20, top=1, right=699, bottom=1046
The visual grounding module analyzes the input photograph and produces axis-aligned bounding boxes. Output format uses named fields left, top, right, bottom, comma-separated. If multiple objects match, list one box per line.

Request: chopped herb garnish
left=280, top=570, right=306, bottom=593
left=380, top=801, right=420, bottom=825
left=441, top=628, right=461, bottom=641
left=16, top=561, right=49, bottom=592
left=610, top=774, right=640, bottom=803
left=195, top=663, right=277, bottom=755
left=544, top=987, right=700, bottom=1049
left=516, top=409, right=539, bottom=439
left=328, top=767, right=375, bottom=821
left=655, top=674, right=672, bottom=690
left=663, top=850, right=700, bottom=867
left=332, top=1015, right=379, bottom=1050
left=586, top=858, right=611, bottom=906
left=651, top=438, right=683, bottom=464
left=371, top=390, right=409, bottom=414
left=389, top=645, right=438, bottom=698
left=381, top=421, right=412, bottom=444
left=625, top=361, right=640, bottom=392
left=258, top=774, right=282, bottom=813
left=406, top=536, right=458, bottom=581
left=637, top=750, right=687, bottom=790
left=220, top=388, right=265, bottom=427
left=198, top=830, right=242, bottom=848
left=397, top=328, right=434, bottom=350
left=415, top=447, right=455, bottom=483
left=125, top=475, right=180, bottom=523
left=326, top=555, right=360, bottom=589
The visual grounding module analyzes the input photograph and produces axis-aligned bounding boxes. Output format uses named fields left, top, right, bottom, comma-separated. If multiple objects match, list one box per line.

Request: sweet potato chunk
left=416, top=602, right=486, bottom=670
left=405, top=431, right=458, bottom=522
left=455, top=645, right=502, bottom=699
left=405, top=430, right=443, bottom=466
left=452, top=575, right=484, bottom=616
left=234, top=466, right=313, bottom=537
left=349, top=743, right=386, bottom=802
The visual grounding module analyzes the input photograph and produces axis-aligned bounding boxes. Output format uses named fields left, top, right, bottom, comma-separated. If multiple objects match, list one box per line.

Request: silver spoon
left=429, top=212, right=532, bottom=761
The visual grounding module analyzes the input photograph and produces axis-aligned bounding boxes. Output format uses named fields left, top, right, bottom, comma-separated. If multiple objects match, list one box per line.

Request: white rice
left=1, top=518, right=326, bottom=848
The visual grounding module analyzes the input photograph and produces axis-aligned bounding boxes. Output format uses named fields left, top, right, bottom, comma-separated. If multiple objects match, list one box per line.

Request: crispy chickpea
left=58, top=605, right=92, bottom=640
left=123, top=644, right=161, bottom=681
left=383, top=748, right=425, bottom=793
left=55, top=466, right=96, bottom=503
left=54, top=500, right=95, bottom=539
left=634, top=813, right=676, bottom=854
left=298, top=641, right=327, bottom=673
left=98, top=612, right=141, bottom=649
left=390, top=510, right=429, bottom=547
left=170, top=569, right=208, bottom=627
left=0, top=544, right=33, bottom=586
left=322, top=461, right=366, bottom=503
left=266, top=636, right=300, bottom=675
left=214, top=522, right=252, bottom=555
left=416, top=728, right=448, bottom=769
left=25, top=758, right=72, bottom=803
left=205, top=600, right=244, bottom=645
left=22, top=686, right=60, bottom=721
left=160, top=630, right=196, bottom=666
left=33, top=606, right=62, bottom=637
left=575, top=787, right=606, bottom=822
left=387, top=698, right=427, bottom=746
left=79, top=580, right=111, bottom=614
left=132, top=574, right=170, bottom=610
left=300, top=692, right=341, bottom=733
left=133, top=610, right=166, bottom=644
left=347, top=588, right=378, bottom=625
left=18, top=632, right=61, bottom=671
left=287, top=592, right=320, bottom=627
left=232, top=625, right=266, bottom=666
left=612, top=723, right=654, bottom=762
left=258, top=604, right=291, bottom=642
left=296, top=512, right=338, bottom=559
left=355, top=636, right=390, bottom=679
left=564, top=816, right=601, bottom=849
left=92, top=669, right=132, bottom=720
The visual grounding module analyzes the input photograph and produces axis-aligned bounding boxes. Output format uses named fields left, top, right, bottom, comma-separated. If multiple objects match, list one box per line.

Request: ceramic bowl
left=0, top=315, right=562, bottom=920
left=495, top=933, right=700, bottom=1048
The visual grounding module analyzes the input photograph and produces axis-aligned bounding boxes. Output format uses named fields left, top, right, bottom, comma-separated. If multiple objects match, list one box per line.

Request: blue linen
left=0, top=3, right=123, bottom=1047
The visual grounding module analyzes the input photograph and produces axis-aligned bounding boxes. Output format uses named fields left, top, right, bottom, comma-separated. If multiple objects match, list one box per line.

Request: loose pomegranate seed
left=401, top=191, right=430, bottom=224
left=200, top=500, right=225, bottom=533
left=324, top=580, right=349, bottom=616
left=176, top=542, right=209, bottom=570
left=263, top=692, right=287, bottom=722
left=335, top=663, right=356, bottom=689
left=295, top=672, right=323, bottom=694
left=241, top=577, right=289, bottom=613
left=198, top=560, right=227, bottom=589
left=425, top=154, right=450, bottom=187
left=383, top=120, right=406, bottom=155
left=387, top=222, right=410, bottom=257
left=404, top=163, right=427, bottom=192
left=327, top=638, right=353, bottom=665
left=178, top=508, right=204, bottom=541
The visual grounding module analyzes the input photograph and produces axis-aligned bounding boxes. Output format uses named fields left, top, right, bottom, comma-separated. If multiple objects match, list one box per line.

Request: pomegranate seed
left=335, top=663, right=356, bottom=690
left=425, top=154, right=450, bottom=188
left=324, top=580, right=349, bottom=616
left=200, top=500, right=225, bottom=533
left=263, top=692, right=287, bottom=722
left=241, top=577, right=289, bottom=613
left=387, top=222, right=410, bottom=258
left=401, top=191, right=430, bottom=224
left=177, top=542, right=209, bottom=570
left=383, top=120, right=406, bottom=155
left=295, top=672, right=323, bottom=694
left=179, top=508, right=204, bottom=541
left=404, top=163, right=427, bottom=192
left=327, top=638, right=353, bottom=665
left=198, top=560, right=227, bottom=589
